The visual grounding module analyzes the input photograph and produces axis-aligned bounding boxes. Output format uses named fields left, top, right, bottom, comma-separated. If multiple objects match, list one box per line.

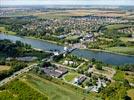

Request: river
left=0, top=33, right=134, bottom=65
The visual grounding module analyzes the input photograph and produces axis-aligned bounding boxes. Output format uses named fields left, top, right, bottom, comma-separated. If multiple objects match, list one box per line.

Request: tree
left=123, top=79, right=130, bottom=88
left=95, top=64, right=102, bottom=70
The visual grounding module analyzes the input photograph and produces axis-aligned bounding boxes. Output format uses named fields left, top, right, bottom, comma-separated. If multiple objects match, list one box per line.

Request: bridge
left=42, top=47, right=77, bottom=62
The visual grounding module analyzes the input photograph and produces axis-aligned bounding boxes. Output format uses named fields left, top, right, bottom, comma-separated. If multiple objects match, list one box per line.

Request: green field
left=0, top=79, right=48, bottom=100
left=113, top=70, right=134, bottom=83
left=105, top=47, right=134, bottom=55
left=0, top=65, right=11, bottom=72
left=105, top=24, right=132, bottom=30
left=64, top=72, right=79, bottom=82
left=0, top=27, right=16, bottom=35
left=127, top=89, right=134, bottom=100
left=20, top=73, right=99, bottom=100
left=113, top=70, right=125, bottom=81
left=120, top=37, right=134, bottom=42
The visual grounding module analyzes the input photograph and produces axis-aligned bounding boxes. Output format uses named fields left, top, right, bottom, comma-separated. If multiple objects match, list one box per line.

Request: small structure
left=6, top=57, right=13, bottom=61
left=57, top=35, right=66, bottom=39
left=63, top=60, right=74, bottom=65
left=83, top=33, right=94, bottom=42
left=6, top=56, right=37, bottom=62
left=53, top=51, right=60, bottom=56
left=16, top=56, right=38, bottom=62
left=64, top=47, right=68, bottom=51
left=74, top=75, right=87, bottom=85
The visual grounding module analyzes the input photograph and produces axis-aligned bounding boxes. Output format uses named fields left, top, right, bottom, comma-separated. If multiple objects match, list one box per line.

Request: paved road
left=0, top=63, right=37, bottom=87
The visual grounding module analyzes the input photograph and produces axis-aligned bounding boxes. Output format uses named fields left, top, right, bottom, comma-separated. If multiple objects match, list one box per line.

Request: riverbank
left=0, top=33, right=134, bottom=65
left=1, top=32, right=134, bottom=57
left=25, top=36, right=134, bottom=56
left=89, top=48, right=134, bottom=57
left=25, top=36, right=63, bottom=46
left=0, top=27, right=16, bottom=35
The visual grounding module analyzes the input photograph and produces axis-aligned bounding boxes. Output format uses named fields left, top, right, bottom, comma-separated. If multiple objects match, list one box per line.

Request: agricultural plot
left=0, top=79, right=48, bottom=100
left=20, top=73, right=90, bottom=100
left=127, top=89, right=134, bottom=100
left=0, top=65, right=11, bottom=72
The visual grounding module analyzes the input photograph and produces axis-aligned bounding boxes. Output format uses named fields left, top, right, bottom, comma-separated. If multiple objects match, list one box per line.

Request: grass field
left=65, top=35, right=80, bottom=41
left=127, top=89, right=134, bottom=100
left=0, top=65, right=11, bottom=72
left=0, top=27, right=16, bottom=35
left=20, top=73, right=92, bottom=100
left=113, top=70, right=125, bottom=81
left=0, top=79, right=48, bottom=100
left=113, top=70, right=134, bottom=83
left=120, top=37, right=134, bottom=42
left=105, top=47, right=134, bottom=55
left=64, top=72, right=79, bottom=82
left=105, top=24, right=132, bottom=30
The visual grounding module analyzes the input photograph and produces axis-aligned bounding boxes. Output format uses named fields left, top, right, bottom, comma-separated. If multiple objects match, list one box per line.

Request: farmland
left=0, top=65, right=10, bottom=72
left=19, top=73, right=99, bottom=100
left=0, top=79, right=48, bottom=100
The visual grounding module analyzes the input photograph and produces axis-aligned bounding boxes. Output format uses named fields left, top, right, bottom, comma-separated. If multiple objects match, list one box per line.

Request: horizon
left=1, top=0, right=134, bottom=6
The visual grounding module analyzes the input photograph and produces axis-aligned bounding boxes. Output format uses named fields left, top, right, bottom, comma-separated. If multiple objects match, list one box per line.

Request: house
left=63, top=60, right=74, bottom=65
left=74, top=75, right=87, bottom=85
left=55, top=67, right=68, bottom=75
left=53, top=51, right=60, bottom=56
left=57, top=35, right=66, bottom=39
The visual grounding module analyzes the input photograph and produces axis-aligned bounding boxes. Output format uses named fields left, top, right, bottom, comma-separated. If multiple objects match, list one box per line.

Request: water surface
left=0, top=33, right=134, bottom=65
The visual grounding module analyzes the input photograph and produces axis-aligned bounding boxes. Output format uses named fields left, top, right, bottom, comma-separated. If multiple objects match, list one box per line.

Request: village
left=34, top=47, right=115, bottom=93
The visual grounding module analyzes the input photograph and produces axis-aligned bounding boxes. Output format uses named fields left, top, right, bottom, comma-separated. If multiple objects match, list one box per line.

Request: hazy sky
left=1, top=0, right=134, bottom=6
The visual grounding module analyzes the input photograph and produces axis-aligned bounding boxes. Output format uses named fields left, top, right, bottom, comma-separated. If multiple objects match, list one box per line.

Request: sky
left=1, top=0, right=134, bottom=6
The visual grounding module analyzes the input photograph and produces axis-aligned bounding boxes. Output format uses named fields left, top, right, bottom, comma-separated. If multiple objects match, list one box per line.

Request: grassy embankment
left=19, top=73, right=100, bottom=100
left=0, top=27, right=16, bottom=35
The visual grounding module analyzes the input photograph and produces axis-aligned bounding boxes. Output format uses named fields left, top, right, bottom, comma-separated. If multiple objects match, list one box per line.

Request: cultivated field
left=0, top=65, right=10, bottom=72
left=0, top=79, right=48, bottom=100
left=20, top=73, right=99, bottom=100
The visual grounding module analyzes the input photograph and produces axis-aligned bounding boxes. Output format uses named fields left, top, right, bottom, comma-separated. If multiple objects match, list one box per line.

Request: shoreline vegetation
left=0, top=32, right=134, bottom=57
left=20, top=36, right=134, bottom=56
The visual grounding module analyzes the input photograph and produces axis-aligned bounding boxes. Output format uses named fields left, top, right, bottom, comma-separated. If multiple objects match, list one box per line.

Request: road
left=0, top=63, right=37, bottom=87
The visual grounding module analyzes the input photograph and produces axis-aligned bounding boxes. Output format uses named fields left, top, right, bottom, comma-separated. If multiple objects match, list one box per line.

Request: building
left=16, top=56, right=38, bottom=62
left=43, top=67, right=68, bottom=78
left=74, top=75, right=87, bottom=85
left=6, top=56, right=37, bottom=62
